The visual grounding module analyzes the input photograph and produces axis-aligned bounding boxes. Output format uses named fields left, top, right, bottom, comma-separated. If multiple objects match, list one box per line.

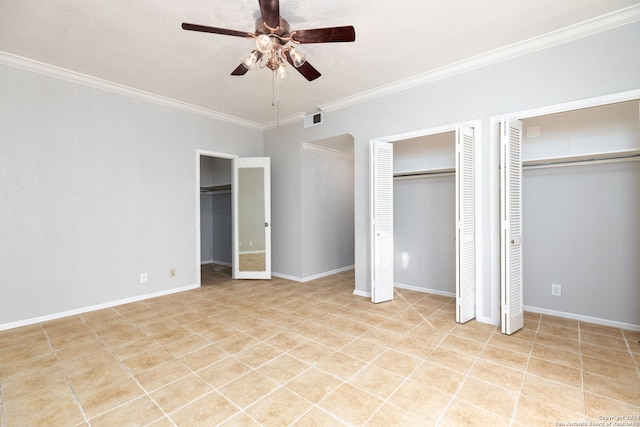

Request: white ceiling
left=1, top=0, right=638, bottom=126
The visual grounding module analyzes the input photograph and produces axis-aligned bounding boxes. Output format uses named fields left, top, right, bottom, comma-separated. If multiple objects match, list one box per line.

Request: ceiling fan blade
left=182, top=23, right=252, bottom=39
left=291, top=26, right=355, bottom=44
left=259, top=0, right=280, bottom=29
left=231, top=64, right=250, bottom=76
left=231, top=51, right=263, bottom=76
left=284, top=50, right=321, bottom=81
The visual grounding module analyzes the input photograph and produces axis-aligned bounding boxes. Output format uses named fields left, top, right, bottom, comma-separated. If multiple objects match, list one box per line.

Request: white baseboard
left=271, top=272, right=303, bottom=282
left=524, top=305, right=640, bottom=332
left=273, top=265, right=354, bottom=283
left=0, top=284, right=200, bottom=332
left=475, top=315, right=500, bottom=326
left=352, top=283, right=455, bottom=301
left=202, top=260, right=231, bottom=267
left=300, top=265, right=355, bottom=283
left=394, top=282, right=456, bottom=298
left=353, top=289, right=371, bottom=298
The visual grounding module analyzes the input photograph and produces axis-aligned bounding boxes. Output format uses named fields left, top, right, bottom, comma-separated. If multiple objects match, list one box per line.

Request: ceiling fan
left=181, top=0, right=356, bottom=82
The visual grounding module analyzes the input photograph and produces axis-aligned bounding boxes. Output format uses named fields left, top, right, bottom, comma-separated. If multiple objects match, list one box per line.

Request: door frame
left=195, top=149, right=237, bottom=287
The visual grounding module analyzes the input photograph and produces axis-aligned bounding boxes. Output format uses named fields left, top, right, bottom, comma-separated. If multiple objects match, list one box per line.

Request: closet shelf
left=200, top=184, right=231, bottom=194
left=523, top=148, right=640, bottom=168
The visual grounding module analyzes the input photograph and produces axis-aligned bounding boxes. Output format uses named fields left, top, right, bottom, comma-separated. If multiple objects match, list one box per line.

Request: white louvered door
left=371, top=140, right=394, bottom=303
left=500, top=120, right=524, bottom=335
left=456, top=126, right=476, bottom=323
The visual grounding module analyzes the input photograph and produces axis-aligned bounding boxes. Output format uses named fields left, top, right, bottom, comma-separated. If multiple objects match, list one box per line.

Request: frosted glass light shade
left=289, top=47, right=306, bottom=68
left=256, top=35, right=273, bottom=53
left=242, top=51, right=258, bottom=69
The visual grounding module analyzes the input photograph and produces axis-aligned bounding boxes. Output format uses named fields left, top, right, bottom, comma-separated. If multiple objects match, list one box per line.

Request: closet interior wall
left=200, top=156, right=233, bottom=266
left=393, top=131, right=457, bottom=295
left=521, top=100, right=640, bottom=326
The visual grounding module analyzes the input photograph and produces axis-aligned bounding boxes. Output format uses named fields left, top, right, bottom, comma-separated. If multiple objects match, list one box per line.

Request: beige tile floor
left=1, top=264, right=639, bottom=426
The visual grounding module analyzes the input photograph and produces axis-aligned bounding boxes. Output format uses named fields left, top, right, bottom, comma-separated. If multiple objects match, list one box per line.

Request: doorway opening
left=393, top=131, right=457, bottom=297
left=197, top=151, right=235, bottom=285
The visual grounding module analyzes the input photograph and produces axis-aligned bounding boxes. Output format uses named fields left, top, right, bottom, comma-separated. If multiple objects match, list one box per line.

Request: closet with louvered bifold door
left=513, top=99, right=640, bottom=330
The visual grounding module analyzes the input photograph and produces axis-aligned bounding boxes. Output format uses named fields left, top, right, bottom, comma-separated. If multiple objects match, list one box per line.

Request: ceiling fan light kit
left=182, top=0, right=355, bottom=124
left=182, top=0, right=355, bottom=80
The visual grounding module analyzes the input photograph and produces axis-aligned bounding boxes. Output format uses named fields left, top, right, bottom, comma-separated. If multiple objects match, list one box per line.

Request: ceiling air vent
left=304, top=112, right=323, bottom=128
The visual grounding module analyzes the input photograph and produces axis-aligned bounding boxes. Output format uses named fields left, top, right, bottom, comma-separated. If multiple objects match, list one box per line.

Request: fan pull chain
left=272, top=70, right=280, bottom=127
left=272, top=70, right=276, bottom=107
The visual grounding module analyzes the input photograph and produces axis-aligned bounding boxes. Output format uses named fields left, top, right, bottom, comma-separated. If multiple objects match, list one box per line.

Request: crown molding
left=301, top=142, right=354, bottom=160
left=2, top=5, right=638, bottom=129
left=0, top=51, right=263, bottom=131
left=318, top=4, right=640, bottom=114
left=262, top=111, right=306, bottom=130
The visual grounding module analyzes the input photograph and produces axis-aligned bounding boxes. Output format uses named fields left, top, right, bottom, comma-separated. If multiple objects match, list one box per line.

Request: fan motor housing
left=255, top=18, right=290, bottom=44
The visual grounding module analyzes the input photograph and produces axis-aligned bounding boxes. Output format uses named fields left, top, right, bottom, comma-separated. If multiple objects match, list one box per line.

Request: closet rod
left=201, top=190, right=232, bottom=195
left=523, top=153, right=640, bottom=170
left=394, top=169, right=455, bottom=180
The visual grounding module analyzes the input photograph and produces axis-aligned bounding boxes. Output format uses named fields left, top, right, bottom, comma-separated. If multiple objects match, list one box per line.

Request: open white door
left=500, top=120, right=524, bottom=334
left=370, top=140, right=394, bottom=303
left=456, top=126, right=476, bottom=323
left=232, top=157, right=271, bottom=280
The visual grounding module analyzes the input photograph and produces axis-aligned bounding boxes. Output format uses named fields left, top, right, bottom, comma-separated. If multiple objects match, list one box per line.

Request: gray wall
left=264, top=132, right=303, bottom=278
left=301, top=143, right=355, bottom=278
left=393, top=132, right=456, bottom=294
left=393, top=132, right=456, bottom=173
left=264, top=20, right=640, bottom=324
left=523, top=161, right=640, bottom=324
left=522, top=100, right=640, bottom=160
left=0, top=63, right=262, bottom=326
left=200, top=156, right=232, bottom=187
left=394, top=175, right=456, bottom=294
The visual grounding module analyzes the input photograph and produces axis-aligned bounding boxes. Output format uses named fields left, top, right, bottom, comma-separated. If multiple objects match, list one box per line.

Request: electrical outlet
left=551, top=283, right=562, bottom=297
left=249, top=241, right=253, bottom=247
left=140, top=273, right=148, bottom=284
left=170, top=268, right=176, bottom=277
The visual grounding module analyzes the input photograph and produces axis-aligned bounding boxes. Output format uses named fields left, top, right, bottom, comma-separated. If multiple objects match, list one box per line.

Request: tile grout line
left=42, top=320, right=92, bottom=426
left=84, top=317, right=173, bottom=426
left=508, top=313, right=541, bottom=427
left=578, top=321, right=588, bottom=422
left=361, top=293, right=451, bottom=425
left=0, top=372, right=4, bottom=427
left=622, top=330, right=640, bottom=378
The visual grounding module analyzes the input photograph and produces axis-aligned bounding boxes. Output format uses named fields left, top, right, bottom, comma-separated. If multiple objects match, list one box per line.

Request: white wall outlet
left=170, top=268, right=176, bottom=277
left=551, top=283, right=562, bottom=297
left=140, top=273, right=148, bottom=284
left=249, top=241, right=253, bottom=247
